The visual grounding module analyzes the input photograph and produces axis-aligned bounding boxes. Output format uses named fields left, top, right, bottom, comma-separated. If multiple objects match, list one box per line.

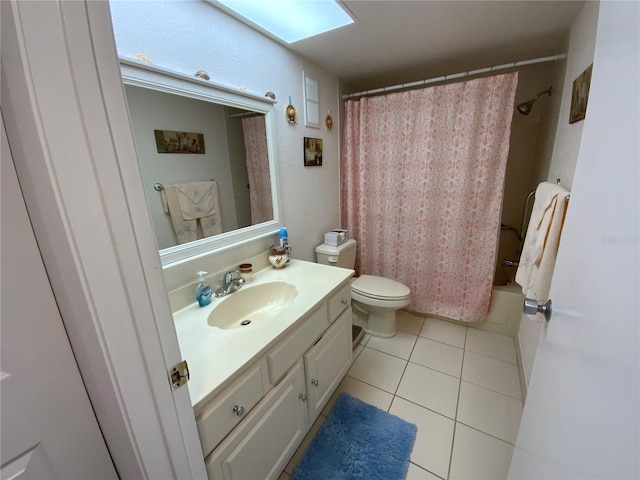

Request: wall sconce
left=326, top=110, right=333, bottom=130
left=286, top=96, right=297, bottom=124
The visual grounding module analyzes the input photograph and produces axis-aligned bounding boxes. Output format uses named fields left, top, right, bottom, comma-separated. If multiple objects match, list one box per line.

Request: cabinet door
left=304, top=309, right=352, bottom=420
left=205, top=360, right=308, bottom=480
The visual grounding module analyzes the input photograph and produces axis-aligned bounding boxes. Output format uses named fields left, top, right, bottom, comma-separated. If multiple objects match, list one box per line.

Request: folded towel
left=161, top=185, right=198, bottom=245
left=161, top=181, right=223, bottom=243
left=516, top=182, right=569, bottom=301
left=175, top=181, right=217, bottom=220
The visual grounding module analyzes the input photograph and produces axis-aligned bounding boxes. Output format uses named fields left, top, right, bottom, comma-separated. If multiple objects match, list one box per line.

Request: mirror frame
left=119, top=59, right=282, bottom=266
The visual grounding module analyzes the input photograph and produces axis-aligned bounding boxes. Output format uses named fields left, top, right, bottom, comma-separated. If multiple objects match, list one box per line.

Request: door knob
left=523, top=297, right=553, bottom=321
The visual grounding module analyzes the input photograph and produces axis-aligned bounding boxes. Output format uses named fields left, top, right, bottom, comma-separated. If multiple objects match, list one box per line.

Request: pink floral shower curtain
left=242, top=115, right=273, bottom=224
left=341, top=73, right=518, bottom=322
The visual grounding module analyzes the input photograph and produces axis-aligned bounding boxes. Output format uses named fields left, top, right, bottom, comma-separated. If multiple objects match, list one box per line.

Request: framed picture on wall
left=304, top=137, right=323, bottom=166
left=154, top=129, right=205, bottom=154
left=569, top=64, right=593, bottom=124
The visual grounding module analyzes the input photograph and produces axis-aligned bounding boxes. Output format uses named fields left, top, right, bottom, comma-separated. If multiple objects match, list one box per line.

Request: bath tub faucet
left=214, top=270, right=246, bottom=297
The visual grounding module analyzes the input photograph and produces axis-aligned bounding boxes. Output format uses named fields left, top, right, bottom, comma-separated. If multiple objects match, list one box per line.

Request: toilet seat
left=351, top=275, right=410, bottom=301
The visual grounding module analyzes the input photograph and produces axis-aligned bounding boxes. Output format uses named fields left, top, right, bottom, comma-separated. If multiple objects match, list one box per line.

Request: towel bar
left=521, top=180, right=570, bottom=240
left=153, top=179, right=216, bottom=192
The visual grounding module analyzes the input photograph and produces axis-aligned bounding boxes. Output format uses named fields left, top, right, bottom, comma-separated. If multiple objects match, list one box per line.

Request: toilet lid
left=352, top=275, right=410, bottom=300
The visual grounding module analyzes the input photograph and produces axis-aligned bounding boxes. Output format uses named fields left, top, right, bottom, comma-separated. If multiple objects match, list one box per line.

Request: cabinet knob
left=233, top=405, right=245, bottom=416
left=311, top=379, right=319, bottom=387
left=341, top=298, right=348, bottom=305
left=299, top=393, right=307, bottom=402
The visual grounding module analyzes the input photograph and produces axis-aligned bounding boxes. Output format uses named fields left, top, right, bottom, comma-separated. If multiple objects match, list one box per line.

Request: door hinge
left=169, top=360, right=190, bottom=390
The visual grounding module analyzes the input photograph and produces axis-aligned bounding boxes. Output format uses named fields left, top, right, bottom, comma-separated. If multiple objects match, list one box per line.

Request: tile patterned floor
left=279, top=311, right=524, bottom=480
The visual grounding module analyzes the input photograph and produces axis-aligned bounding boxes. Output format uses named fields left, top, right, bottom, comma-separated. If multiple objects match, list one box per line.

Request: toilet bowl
left=351, top=275, right=411, bottom=337
left=315, top=239, right=411, bottom=338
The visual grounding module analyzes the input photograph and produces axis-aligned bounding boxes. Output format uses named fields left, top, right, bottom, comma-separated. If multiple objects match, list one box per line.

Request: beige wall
left=496, top=61, right=567, bottom=285
left=111, top=2, right=342, bottom=289
left=518, top=0, right=600, bottom=390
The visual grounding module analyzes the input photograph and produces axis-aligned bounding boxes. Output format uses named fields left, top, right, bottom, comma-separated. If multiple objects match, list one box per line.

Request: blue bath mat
left=291, top=393, right=417, bottom=480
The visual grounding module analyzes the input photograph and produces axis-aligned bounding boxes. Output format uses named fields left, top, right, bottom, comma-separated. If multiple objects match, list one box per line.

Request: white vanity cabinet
left=204, top=360, right=308, bottom=480
left=304, top=310, right=352, bottom=419
left=197, top=279, right=353, bottom=480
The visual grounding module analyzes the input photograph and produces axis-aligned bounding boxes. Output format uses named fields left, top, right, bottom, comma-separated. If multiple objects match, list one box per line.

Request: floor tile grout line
left=396, top=318, right=425, bottom=337
left=416, top=333, right=466, bottom=351
left=409, top=461, right=446, bottom=480
left=392, top=334, right=418, bottom=397
left=406, top=358, right=463, bottom=381
left=464, top=346, right=518, bottom=365
left=342, top=373, right=400, bottom=400
left=454, top=419, right=519, bottom=447
left=459, top=378, right=523, bottom=402
left=459, top=378, right=524, bottom=402
left=366, top=333, right=419, bottom=361
left=358, top=344, right=410, bottom=364
left=393, top=393, right=459, bottom=422
left=447, top=325, right=468, bottom=480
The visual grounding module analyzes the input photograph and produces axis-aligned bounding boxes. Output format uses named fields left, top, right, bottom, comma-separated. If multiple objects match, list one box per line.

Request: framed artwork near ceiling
left=569, top=64, right=593, bottom=124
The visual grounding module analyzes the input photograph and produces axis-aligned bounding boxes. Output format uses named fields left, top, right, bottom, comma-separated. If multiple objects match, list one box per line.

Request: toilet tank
left=315, top=239, right=357, bottom=269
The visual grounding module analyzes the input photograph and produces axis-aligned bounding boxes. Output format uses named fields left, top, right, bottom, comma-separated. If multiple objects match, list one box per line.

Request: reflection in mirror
left=120, top=60, right=280, bottom=264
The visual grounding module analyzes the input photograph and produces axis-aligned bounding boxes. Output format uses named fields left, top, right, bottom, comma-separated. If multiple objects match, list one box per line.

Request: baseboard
left=514, top=333, right=528, bottom=402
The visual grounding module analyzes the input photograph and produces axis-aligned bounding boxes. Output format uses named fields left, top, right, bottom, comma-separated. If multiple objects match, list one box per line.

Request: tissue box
left=324, top=229, right=348, bottom=246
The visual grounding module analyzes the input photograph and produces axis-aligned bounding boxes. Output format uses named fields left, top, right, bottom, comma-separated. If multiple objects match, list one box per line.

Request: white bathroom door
left=509, top=2, right=639, bottom=478
left=1, top=121, right=118, bottom=479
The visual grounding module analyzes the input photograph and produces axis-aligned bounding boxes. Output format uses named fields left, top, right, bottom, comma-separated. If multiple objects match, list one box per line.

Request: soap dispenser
left=195, top=271, right=212, bottom=307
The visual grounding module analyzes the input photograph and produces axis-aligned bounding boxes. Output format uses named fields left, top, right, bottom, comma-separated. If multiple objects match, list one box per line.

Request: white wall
left=546, top=0, right=600, bottom=189
left=125, top=84, right=238, bottom=249
left=110, top=1, right=342, bottom=289
left=517, top=0, right=600, bottom=389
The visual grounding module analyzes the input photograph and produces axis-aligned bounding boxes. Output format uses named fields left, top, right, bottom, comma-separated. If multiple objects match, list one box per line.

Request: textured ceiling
left=277, top=1, right=584, bottom=92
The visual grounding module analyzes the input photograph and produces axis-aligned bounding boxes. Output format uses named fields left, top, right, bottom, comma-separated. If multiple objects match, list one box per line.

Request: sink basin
left=207, top=282, right=298, bottom=329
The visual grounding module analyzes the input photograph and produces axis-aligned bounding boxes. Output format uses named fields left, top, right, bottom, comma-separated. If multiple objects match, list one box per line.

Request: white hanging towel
left=515, top=181, right=569, bottom=301
left=175, top=182, right=216, bottom=219
left=161, top=184, right=198, bottom=245
left=161, top=181, right=223, bottom=243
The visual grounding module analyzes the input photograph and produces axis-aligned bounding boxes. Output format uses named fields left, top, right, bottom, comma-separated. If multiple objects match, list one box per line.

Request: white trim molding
left=1, top=1, right=206, bottom=477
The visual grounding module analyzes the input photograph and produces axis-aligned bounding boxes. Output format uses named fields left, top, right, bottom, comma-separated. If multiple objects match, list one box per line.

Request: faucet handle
left=224, top=270, right=237, bottom=283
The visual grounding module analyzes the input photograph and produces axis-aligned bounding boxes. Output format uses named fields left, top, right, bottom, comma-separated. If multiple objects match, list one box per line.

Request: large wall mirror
left=120, top=60, right=281, bottom=266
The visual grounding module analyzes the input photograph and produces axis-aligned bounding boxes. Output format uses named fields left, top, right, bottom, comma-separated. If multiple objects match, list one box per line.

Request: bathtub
left=409, top=283, right=524, bottom=338
left=478, top=282, right=524, bottom=337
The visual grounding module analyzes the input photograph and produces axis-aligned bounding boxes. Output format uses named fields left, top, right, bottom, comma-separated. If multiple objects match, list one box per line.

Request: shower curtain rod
left=342, top=54, right=566, bottom=100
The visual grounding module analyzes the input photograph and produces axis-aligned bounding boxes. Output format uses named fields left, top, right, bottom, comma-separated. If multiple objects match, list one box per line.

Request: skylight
left=213, top=0, right=354, bottom=44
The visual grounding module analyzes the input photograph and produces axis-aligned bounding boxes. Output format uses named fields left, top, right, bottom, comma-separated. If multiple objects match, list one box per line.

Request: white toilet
left=316, top=239, right=411, bottom=338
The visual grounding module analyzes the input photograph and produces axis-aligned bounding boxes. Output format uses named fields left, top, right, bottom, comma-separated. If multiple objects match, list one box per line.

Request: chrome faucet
left=214, top=270, right=246, bottom=297
left=502, top=259, right=519, bottom=268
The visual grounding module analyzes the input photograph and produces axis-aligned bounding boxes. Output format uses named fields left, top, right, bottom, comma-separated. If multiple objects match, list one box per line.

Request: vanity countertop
left=173, top=259, right=353, bottom=412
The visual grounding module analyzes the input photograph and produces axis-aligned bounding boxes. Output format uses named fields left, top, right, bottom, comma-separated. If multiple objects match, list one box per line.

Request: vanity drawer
left=328, top=282, right=351, bottom=323
left=267, top=303, right=328, bottom=384
left=196, top=358, right=268, bottom=457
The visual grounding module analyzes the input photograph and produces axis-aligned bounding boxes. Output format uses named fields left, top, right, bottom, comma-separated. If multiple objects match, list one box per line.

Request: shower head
left=516, top=87, right=552, bottom=115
